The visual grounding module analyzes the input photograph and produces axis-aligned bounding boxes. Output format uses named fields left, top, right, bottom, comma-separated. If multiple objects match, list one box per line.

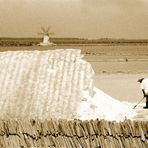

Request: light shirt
left=141, top=78, right=148, bottom=95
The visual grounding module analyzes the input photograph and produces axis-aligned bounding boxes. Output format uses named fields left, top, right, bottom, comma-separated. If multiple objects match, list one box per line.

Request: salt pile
left=0, top=49, right=94, bottom=119
left=76, top=87, right=136, bottom=121
left=0, top=49, right=136, bottom=121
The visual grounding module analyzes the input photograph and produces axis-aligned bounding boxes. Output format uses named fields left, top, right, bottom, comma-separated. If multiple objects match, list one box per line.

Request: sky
left=0, top=0, right=148, bottom=39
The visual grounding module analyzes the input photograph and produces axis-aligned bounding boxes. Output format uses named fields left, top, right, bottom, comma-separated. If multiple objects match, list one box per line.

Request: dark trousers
left=145, top=95, right=148, bottom=107
left=142, top=90, right=148, bottom=107
left=146, top=95, right=148, bottom=103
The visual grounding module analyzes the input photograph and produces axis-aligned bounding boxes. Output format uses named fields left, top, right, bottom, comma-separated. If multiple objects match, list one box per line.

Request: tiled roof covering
left=0, top=119, right=147, bottom=147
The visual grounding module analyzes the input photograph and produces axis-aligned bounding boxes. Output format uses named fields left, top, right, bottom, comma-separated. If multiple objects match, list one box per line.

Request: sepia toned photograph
left=0, top=0, right=148, bottom=147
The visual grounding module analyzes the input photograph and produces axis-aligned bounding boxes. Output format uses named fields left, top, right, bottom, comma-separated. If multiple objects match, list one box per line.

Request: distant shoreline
left=0, top=37, right=148, bottom=46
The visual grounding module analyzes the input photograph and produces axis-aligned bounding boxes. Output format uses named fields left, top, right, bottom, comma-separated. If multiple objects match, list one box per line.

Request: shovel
left=133, top=96, right=145, bottom=109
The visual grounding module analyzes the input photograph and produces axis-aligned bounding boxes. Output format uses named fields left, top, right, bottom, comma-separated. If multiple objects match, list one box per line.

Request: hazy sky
left=0, top=0, right=148, bottom=39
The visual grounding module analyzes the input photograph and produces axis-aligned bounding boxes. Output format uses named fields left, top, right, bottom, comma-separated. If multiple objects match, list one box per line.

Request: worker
left=138, top=78, right=148, bottom=109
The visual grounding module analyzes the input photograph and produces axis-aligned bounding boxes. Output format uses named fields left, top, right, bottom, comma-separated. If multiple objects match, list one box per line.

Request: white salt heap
left=0, top=49, right=136, bottom=121
left=76, top=87, right=136, bottom=121
left=0, top=49, right=94, bottom=119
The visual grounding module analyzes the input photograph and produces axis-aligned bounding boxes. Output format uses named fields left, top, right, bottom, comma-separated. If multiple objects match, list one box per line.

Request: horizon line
left=0, top=37, right=148, bottom=40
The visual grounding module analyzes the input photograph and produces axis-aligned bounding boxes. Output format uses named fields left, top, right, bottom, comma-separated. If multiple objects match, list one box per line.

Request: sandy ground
left=94, top=73, right=148, bottom=102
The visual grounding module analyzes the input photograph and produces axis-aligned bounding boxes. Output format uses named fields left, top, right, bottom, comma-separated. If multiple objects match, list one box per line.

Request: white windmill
left=38, top=26, right=56, bottom=46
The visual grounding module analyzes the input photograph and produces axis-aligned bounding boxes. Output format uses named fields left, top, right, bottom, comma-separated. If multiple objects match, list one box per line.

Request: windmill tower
left=38, top=26, right=56, bottom=46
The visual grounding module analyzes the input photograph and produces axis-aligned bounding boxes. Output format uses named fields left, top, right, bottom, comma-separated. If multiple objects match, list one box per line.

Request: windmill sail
left=38, top=26, right=56, bottom=46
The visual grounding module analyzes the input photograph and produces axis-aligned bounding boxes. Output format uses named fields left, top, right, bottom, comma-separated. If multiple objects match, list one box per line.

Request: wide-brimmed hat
left=137, top=78, right=144, bottom=83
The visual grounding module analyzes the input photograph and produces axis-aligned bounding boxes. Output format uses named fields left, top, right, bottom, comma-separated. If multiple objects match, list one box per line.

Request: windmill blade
left=41, top=26, right=46, bottom=33
left=48, top=32, right=54, bottom=36
left=46, top=26, right=51, bottom=33
left=38, top=32, right=44, bottom=35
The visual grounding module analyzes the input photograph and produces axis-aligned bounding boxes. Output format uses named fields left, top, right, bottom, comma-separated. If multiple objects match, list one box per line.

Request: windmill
left=38, top=26, right=56, bottom=46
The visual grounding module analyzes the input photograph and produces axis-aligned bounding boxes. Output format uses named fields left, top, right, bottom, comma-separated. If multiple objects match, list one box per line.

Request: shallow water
left=0, top=44, right=148, bottom=56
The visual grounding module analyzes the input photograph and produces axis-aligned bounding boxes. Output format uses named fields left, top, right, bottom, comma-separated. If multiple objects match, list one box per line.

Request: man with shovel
left=138, top=78, right=148, bottom=109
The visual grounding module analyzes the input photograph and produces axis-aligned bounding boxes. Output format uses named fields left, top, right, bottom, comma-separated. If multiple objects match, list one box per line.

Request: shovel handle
left=133, top=96, right=145, bottom=109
